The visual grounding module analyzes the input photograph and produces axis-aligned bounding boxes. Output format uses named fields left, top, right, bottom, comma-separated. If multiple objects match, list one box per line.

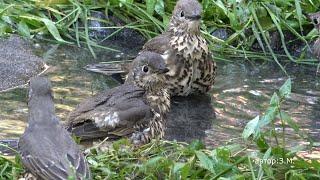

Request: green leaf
left=255, top=135, right=269, bottom=151
left=269, top=92, right=280, bottom=107
left=212, top=0, right=228, bottom=16
left=263, top=147, right=272, bottom=159
left=146, top=0, right=156, bottom=15
left=260, top=106, right=278, bottom=127
left=171, top=161, right=191, bottom=179
left=196, top=151, right=215, bottom=174
left=163, top=15, right=170, bottom=27
left=17, top=21, right=30, bottom=38
left=280, top=111, right=299, bottom=132
left=279, top=78, right=291, bottom=99
left=155, top=0, right=165, bottom=16
left=242, top=116, right=260, bottom=140
left=294, top=0, right=303, bottom=32
left=180, top=163, right=191, bottom=179
left=20, top=15, right=70, bottom=43
left=144, top=156, right=163, bottom=167
left=211, top=148, right=231, bottom=162
left=1, top=16, right=13, bottom=25
left=41, top=18, right=69, bottom=43
left=87, top=158, right=98, bottom=166
left=0, top=21, right=10, bottom=35
left=188, top=140, right=205, bottom=151
left=172, top=162, right=184, bottom=173
left=252, top=24, right=266, bottom=54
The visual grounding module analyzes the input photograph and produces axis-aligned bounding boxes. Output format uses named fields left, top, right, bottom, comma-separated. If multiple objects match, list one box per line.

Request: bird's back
left=19, top=77, right=91, bottom=180
left=142, top=32, right=171, bottom=54
left=19, top=118, right=91, bottom=180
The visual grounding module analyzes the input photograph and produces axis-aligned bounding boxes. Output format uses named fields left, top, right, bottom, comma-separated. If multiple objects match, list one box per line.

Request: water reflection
left=165, top=94, right=215, bottom=142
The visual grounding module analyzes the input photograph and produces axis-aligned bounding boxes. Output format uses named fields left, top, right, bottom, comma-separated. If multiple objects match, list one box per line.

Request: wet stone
left=0, top=36, right=46, bottom=92
left=210, top=28, right=232, bottom=41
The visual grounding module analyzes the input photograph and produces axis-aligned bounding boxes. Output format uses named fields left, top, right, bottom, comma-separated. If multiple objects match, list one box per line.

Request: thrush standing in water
left=66, top=52, right=170, bottom=145
left=18, top=77, right=91, bottom=180
left=86, top=0, right=216, bottom=96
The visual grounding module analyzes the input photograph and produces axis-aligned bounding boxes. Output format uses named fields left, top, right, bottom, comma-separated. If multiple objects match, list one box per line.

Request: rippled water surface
left=0, top=43, right=319, bottom=155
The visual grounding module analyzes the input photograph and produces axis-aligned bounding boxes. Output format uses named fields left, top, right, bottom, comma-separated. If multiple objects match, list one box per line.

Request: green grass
left=1, top=78, right=319, bottom=179
left=0, top=0, right=319, bottom=68
left=0, top=156, right=23, bottom=179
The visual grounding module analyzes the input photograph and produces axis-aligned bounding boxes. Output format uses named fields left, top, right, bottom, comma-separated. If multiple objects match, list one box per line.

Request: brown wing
left=68, top=99, right=152, bottom=140
left=67, top=84, right=144, bottom=125
left=85, top=60, right=132, bottom=82
left=66, top=84, right=152, bottom=141
left=141, top=32, right=171, bottom=54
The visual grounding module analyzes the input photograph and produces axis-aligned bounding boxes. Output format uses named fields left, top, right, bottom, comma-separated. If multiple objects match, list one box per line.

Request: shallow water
left=0, top=42, right=319, bottom=153
left=208, top=62, right=320, bottom=149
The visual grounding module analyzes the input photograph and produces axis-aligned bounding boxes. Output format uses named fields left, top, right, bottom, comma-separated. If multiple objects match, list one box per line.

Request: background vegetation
left=0, top=0, right=319, bottom=67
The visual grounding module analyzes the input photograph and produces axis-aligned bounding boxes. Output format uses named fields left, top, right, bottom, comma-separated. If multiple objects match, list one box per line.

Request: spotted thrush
left=86, top=0, right=216, bottom=96
left=66, top=52, right=170, bottom=145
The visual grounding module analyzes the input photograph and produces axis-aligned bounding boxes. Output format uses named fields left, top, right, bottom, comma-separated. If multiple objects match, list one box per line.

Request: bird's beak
left=158, top=67, right=170, bottom=74
left=186, top=15, right=201, bottom=21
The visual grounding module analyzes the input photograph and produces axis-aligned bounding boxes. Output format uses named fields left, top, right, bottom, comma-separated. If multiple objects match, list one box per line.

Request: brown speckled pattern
left=163, top=16, right=216, bottom=96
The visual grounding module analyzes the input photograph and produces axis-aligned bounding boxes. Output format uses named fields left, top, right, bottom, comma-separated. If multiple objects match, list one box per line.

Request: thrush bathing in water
left=86, top=0, right=216, bottom=96
left=18, top=77, right=91, bottom=180
left=66, top=52, right=170, bottom=145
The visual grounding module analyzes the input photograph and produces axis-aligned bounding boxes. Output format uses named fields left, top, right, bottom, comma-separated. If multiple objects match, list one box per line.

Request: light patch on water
left=249, top=90, right=262, bottom=96
left=222, top=87, right=245, bottom=93
left=259, top=77, right=285, bottom=83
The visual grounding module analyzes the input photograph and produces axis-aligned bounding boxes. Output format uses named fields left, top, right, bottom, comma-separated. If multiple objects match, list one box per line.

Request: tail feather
left=0, top=139, right=19, bottom=156
left=85, top=60, right=132, bottom=76
left=70, top=122, right=119, bottom=141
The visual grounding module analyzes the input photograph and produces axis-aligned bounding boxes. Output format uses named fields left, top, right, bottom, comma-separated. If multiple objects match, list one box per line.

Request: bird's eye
left=180, top=11, right=184, bottom=17
left=142, top=65, right=149, bottom=73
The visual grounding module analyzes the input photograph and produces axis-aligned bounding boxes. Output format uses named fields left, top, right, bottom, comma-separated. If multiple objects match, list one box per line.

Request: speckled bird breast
left=164, top=34, right=216, bottom=96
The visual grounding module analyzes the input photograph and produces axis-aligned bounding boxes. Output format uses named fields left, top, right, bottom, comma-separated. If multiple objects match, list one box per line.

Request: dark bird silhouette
left=66, top=52, right=170, bottom=145
left=18, top=77, right=91, bottom=180
left=86, top=0, right=216, bottom=96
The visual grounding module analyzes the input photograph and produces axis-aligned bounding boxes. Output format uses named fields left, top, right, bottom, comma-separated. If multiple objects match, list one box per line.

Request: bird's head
left=28, top=76, right=53, bottom=102
left=27, top=77, right=57, bottom=125
left=132, top=52, right=169, bottom=91
left=169, top=0, right=202, bottom=35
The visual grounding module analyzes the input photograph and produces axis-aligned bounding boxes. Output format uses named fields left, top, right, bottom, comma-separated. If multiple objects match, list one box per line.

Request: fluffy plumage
left=67, top=52, right=170, bottom=145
